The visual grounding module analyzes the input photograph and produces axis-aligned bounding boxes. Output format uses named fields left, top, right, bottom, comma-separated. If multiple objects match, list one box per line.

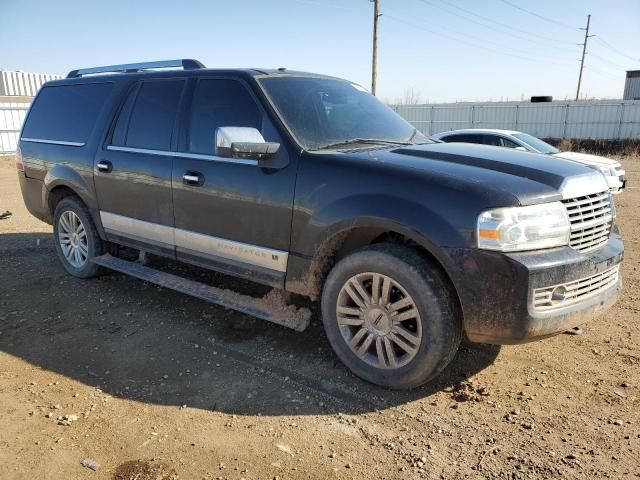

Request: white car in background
left=432, top=129, right=626, bottom=194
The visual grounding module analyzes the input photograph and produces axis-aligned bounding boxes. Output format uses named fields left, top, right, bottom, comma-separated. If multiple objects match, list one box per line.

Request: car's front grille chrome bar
left=562, top=191, right=613, bottom=253
left=532, top=264, right=620, bottom=311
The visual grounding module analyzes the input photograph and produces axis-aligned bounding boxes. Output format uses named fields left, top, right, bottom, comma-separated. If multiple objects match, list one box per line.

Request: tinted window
left=188, top=79, right=262, bottom=154
left=111, top=82, right=140, bottom=146
left=443, top=134, right=481, bottom=144
left=513, top=133, right=559, bottom=154
left=22, top=83, right=112, bottom=143
left=481, top=134, right=501, bottom=146
left=499, top=137, right=520, bottom=148
left=125, top=80, right=184, bottom=150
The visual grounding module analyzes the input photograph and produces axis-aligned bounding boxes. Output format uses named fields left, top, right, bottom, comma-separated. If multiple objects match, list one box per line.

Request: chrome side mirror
left=215, top=127, right=280, bottom=161
left=515, top=146, right=527, bottom=152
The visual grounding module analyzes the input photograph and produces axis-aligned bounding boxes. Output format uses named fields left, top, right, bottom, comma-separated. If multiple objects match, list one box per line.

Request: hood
left=346, top=142, right=601, bottom=205
left=552, top=151, right=619, bottom=167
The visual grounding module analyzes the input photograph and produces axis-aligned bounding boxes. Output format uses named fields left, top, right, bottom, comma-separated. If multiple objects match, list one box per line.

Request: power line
left=384, top=13, right=572, bottom=68
left=439, top=0, right=577, bottom=46
left=404, top=3, right=575, bottom=60
left=588, top=52, right=631, bottom=71
left=592, top=37, right=640, bottom=63
left=498, top=0, right=578, bottom=31
left=583, top=66, right=622, bottom=81
left=417, top=0, right=575, bottom=52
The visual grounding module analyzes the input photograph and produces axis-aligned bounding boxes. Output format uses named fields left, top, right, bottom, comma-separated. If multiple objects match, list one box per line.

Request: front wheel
left=53, top=196, right=104, bottom=278
left=321, top=244, right=461, bottom=389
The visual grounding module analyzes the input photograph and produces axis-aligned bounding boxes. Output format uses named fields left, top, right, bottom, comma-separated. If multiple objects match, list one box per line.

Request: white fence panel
left=0, top=98, right=31, bottom=155
left=392, top=100, right=640, bottom=140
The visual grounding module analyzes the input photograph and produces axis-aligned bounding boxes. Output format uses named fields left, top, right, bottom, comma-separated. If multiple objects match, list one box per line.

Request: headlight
left=477, top=202, right=570, bottom=252
left=596, top=165, right=615, bottom=176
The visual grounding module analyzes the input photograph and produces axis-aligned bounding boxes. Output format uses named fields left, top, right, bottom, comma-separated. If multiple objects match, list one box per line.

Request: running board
left=91, top=254, right=311, bottom=332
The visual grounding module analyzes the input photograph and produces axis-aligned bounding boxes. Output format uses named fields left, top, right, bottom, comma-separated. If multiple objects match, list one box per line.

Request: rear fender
left=44, top=164, right=104, bottom=237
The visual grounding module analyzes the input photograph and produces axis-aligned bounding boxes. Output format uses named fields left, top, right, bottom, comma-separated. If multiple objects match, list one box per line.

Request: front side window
left=123, top=80, right=185, bottom=151
left=22, top=83, right=112, bottom=143
left=499, top=137, right=520, bottom=149
left=259, top=76, right=429, bottom=150
left=188, top=79, right=262, bottom=154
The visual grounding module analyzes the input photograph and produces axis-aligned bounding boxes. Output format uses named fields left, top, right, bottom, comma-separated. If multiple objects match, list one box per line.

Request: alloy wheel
left=336, top=272, right=422, bottom=369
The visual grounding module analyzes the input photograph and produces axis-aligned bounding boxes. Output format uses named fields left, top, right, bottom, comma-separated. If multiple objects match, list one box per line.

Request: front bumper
left=450, top=234, right=624, bottom=344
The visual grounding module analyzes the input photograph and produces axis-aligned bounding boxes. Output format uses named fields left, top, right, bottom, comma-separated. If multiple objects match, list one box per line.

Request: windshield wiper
left=313, top=138, right=412, bottom=150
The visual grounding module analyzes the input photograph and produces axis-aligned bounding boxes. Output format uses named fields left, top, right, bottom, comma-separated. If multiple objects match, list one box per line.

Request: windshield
left=513, top=133, right=559, bottom=154
left=259, top=76, right=430, bottom=150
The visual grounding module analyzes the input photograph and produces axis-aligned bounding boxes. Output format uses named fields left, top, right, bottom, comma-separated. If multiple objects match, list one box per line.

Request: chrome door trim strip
left=106, top=145, right=258, bottom=166
left=21, top=137, right=85, bottom=147
left=174, top=228, right=287, bottom=272
left=99, top=211, right=288, bottom=272
left=100, top=211, right=174, bottom=246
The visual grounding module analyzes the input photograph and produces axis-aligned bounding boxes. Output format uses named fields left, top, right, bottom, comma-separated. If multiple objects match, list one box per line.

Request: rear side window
left=481, top=134, right=501, bottom=146
left=443, top=134, right=481, bottom=144
left=21, top=83, right=112, bottom=144
left=188, top=79, right=262, bottom=154
left=122, top=80, right=185, bottom=151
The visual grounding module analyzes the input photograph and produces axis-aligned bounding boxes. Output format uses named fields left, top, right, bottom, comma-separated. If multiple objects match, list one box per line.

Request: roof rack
left=66, top=59, right=205, bottom=78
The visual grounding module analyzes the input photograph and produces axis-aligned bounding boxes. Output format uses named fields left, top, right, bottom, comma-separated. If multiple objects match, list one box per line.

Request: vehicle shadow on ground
left=0, top=232, right=501, bottom=416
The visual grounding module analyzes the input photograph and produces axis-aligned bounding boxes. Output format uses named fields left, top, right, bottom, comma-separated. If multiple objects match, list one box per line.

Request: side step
left=91, top=254, right=311, bottom=332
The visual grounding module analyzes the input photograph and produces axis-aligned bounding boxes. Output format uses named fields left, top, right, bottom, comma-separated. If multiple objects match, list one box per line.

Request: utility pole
left=575, top=14, right=593, bottom=101
left=371, top=0, right=380, bottom=95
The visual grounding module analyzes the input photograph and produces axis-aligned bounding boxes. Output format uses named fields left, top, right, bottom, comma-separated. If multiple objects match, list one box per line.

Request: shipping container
left=623, top=70, right=640, bottom=101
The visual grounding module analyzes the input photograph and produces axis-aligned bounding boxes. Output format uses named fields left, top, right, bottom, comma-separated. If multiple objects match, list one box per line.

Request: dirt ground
left=0, top=154, right=638, bottom=480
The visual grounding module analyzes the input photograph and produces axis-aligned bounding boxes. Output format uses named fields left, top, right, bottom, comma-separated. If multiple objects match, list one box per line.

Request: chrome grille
left=532, top=265, right=620, bottom=311
left=562, top=191, right=613, bottom=253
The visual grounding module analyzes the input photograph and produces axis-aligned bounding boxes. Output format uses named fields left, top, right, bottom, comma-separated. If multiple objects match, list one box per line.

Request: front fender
left=288, top=193, right=471, bottom=302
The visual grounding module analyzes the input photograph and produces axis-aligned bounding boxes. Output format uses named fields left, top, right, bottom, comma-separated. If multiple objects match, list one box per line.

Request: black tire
left=52, top=196, right=104, bottom=278
left=321, top=244, right=462, bottom=389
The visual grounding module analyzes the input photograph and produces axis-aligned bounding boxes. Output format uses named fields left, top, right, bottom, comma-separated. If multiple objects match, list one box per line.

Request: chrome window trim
left=106, top=145, right=173, bottom=158
left=21, top=137, right=86, bottom=147
left=99, top=211, right=287, bottom=272
left=175, top=151, right=258, bottom=166
left=106, top=145, right=258, bottom=166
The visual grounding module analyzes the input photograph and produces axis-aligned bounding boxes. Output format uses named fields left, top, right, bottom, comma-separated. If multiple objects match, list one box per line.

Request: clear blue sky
left=1, top=0, right=638, bottom=102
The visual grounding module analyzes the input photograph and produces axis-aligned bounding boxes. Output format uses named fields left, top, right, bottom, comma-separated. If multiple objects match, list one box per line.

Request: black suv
left=17, top=59, right=623, bottom=389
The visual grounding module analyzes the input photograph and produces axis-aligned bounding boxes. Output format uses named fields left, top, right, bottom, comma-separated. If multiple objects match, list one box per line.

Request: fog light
left=551, top=286, right=567, bottom=304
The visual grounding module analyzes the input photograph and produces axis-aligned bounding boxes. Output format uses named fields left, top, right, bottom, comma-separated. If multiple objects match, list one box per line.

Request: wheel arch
left=286, top=217, right=466, bottom=318
left=44, top=165, right=105, bottom=239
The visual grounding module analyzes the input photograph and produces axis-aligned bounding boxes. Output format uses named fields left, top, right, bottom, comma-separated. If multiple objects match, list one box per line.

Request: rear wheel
left=53, top=196, right=104, bottom=278
left=321, top=244, right=461, bottom=389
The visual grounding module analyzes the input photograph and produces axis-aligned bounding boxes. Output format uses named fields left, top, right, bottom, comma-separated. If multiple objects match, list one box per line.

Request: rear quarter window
left=21, top=83, right=113, bottom=144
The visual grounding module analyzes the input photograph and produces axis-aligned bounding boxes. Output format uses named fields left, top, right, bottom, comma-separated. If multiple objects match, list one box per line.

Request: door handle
left=183, top=171, right=204, bottom=186
left=97, top=160, right=112, bottom=173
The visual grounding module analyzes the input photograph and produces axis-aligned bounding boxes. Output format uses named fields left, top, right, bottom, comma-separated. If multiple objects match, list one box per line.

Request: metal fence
left=391, top=100, right=640, bottom=140
left=0, top=96, right=31, bottom=155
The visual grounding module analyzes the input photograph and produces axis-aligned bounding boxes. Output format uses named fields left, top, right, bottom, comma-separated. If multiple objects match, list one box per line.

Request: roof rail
left=66, top=59, right=205, bottom=78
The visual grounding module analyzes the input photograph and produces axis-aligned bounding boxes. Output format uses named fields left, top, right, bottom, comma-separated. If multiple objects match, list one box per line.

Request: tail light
left=15, top=145, right=25, bottom=173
